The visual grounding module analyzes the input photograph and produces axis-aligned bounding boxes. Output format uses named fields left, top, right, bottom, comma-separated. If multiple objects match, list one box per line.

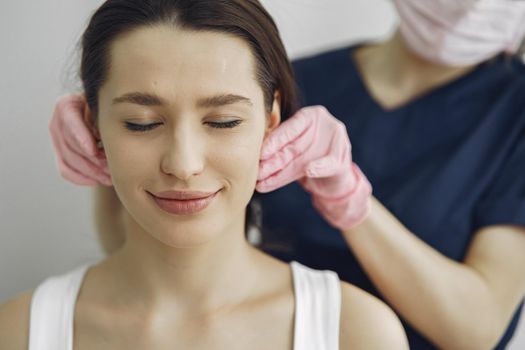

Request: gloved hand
left=256, top=106, right=372, bottom=230
left=49, top=94, right=112, bottom=186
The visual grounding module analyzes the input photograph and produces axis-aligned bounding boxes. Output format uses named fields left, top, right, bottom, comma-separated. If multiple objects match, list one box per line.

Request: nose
left=160, top=127, right=205, bottom=181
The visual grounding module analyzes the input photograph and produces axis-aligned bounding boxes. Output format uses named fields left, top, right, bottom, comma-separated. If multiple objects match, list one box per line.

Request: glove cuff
left=312, top=163, right=372, bottom=230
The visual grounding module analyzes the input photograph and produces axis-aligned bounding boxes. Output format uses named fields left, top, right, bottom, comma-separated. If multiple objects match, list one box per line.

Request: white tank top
left=28, top=261, right=341, bottom=350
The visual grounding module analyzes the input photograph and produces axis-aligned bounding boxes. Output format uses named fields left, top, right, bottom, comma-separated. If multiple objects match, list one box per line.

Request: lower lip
left=150, top=192, right=218, bottom=215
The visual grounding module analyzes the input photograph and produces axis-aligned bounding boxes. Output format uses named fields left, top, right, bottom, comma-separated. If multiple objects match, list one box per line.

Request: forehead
left=104, top=25, right=260, bottom=100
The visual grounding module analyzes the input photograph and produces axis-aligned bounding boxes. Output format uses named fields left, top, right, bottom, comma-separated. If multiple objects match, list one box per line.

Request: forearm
left=92, top=186, right=126, bottom=255
left=342, top=197, right=502, bottom=350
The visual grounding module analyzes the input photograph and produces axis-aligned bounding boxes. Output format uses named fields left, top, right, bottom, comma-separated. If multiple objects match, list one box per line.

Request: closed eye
left=124, top=120, right=242, bottom=132
left=206, top=120, right=242, bottom=129
left=124, top=122, right=162, bottom=132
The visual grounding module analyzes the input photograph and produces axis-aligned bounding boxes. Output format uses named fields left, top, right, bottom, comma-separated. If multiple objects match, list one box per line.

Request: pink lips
left=149, top=190, right=218, bottom=215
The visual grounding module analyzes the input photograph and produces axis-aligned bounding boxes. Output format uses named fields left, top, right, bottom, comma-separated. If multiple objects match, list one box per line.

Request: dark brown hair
left=80, top=0, right=298, bottom=244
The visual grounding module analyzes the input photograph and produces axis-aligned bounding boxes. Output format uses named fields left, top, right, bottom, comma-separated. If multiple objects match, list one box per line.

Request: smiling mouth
left=147, top=190, right=220, bottom=215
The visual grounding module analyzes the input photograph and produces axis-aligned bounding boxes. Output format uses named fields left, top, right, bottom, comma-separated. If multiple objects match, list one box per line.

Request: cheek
left=209, top=127, right=265, bottom=187
left=101, top=131, right=159, bottom=186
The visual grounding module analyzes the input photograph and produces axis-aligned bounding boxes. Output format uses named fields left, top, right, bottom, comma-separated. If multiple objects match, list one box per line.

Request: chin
left=151, top=221, right=220, bottom=248
left=123, top=187, right=242, bottom=248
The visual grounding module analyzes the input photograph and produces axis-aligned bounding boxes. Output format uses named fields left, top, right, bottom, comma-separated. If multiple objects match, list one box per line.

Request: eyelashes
left=124, top=120, right=242, bottom=133
left=124, top=122, right=162, bottom=132
left=205, top=120, right=242, bottom=129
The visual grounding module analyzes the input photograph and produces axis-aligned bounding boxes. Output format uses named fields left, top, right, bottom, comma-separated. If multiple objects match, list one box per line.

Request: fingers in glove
left=260, top=110, right=312, bottom=160
left=62, top=129, right=105, bottom=167
left=52, top=126, right=111, bottom=185
left=258, top=124, right=315, bottom=181
left=56, top=156, right=100, bottom=186
left=53, top=95, right=98, bottom=157
left=256, top=159, right=307, bottom=193
left=62, top=153, right=112, bottom=186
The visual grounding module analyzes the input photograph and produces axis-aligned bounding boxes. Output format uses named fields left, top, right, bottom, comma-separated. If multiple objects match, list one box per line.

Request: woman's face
left=95, top=25, right=280, bottom=248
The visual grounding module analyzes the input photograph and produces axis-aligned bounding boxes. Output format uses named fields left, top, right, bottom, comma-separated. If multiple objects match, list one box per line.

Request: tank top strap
left=28, top=264, right=91, bottom=350
left=291, top=261, right=341, bottom=350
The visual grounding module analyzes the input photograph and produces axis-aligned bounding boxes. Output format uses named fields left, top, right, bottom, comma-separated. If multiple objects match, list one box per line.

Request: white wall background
left=0, top=1, right=523, bottom=348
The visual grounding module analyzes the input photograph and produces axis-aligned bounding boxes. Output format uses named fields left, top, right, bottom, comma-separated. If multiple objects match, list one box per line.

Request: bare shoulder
left=0, top=290, right=33, bottom=350
left=339, top=282, right=408, bottom=350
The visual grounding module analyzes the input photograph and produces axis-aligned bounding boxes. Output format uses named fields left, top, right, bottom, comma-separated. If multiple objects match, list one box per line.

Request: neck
left=390, top=31, right=476, bottom=83
left=104, top=212, right=262, bottom=315
left=354, top=30, right=477, bottom=109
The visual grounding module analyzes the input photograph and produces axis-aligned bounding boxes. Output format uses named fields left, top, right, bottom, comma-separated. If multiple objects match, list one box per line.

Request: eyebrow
left=112, top=92, right=253, bottom=108
left=112, top=92, right=165, bottom=106
left=197, top=94, right=253, bottom=108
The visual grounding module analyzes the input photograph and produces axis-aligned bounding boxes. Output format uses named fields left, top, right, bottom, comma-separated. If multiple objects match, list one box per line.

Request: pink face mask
left=393, top=0, right=525, bottom=66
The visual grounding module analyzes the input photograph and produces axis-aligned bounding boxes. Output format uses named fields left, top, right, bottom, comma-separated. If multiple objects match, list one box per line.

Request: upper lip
left=150, top=190, right=217, bottom=200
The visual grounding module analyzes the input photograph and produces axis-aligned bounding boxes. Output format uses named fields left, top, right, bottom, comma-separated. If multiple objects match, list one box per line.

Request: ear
left=81, top=96, right=97, bottom=134
left=265, top=90, right=281, bottom=136
left=81, top=96, right=105, bottom=153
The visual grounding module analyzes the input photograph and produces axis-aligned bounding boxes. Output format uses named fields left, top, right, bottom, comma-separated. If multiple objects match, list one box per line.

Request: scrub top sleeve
left=474, top=132, right=525, bottom=231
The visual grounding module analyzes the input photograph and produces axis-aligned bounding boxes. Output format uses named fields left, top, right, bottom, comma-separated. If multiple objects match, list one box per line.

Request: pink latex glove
left=256, top=106, right=372, bottom=230
left=49, top=94, right=112, bottom=186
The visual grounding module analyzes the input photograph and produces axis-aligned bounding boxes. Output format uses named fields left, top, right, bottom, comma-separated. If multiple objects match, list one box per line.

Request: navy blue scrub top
left=260, top=45, right=525, bottom=349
